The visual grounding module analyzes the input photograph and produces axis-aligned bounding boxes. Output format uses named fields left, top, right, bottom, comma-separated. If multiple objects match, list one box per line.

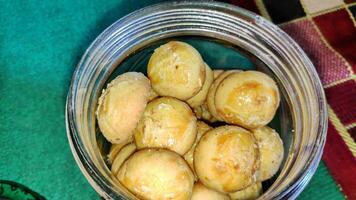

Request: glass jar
left=66, top=1, right=327, bottom=199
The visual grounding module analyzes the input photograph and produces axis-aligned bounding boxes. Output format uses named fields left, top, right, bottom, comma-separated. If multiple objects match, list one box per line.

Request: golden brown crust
left=194, top=126, right=259, bottom=193
left=147, top=41, right=206, bottom=100
left=117, top=149, right=194, bottom=200
left=215, top=71, right=280, bottom=129
left=134, top=97, right=197, bottom=155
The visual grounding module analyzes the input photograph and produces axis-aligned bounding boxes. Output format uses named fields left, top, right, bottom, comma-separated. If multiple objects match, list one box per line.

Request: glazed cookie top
left=194, top=125, right=259, bottom=193
left=215, top=71, right=280, bottom=129
left=148, top=41, right=206, bottom=100
left=134, top=97, right=197, bottom=155
left=117, top=149, right=194, bottom=200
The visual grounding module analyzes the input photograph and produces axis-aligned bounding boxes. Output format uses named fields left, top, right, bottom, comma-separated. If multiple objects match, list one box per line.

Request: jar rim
left=66, top=1, right=328, bottom=199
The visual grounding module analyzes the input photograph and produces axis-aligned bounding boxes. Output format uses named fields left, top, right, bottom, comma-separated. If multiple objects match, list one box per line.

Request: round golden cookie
left=213, top=70, right=224, bottom=79
left=215, top=71, right=280, bottom=129
left=206, top=70, right=240, bottom=121
left=187, top=64, right=214, bottom=107
left=147, top=41, right=206, bottom=100
left=117, top=149, right=194, bottom=200
left=111, top=143, right=136, bottom=176
left=184, top=121, right=212, bottom=173
left=134, top=97, right=197, bottom=155
left=96, top=72, right=151, bottom=144
left=253, top=126, right=284, bottom=181
left=191, top=182, right=230, bottom=200
left=194, top=126, right=259, bottom=193
left=228, top=182, right=262, bottom=200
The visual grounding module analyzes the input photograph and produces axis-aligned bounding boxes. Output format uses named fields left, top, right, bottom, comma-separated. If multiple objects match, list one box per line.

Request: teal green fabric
left=0, top=1, right=344, bottom=199
left=298, top=163, right=345, bottom=200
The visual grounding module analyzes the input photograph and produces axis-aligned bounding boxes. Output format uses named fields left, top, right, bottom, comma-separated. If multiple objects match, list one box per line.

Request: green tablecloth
left=0, top=1, right=345, bottom=199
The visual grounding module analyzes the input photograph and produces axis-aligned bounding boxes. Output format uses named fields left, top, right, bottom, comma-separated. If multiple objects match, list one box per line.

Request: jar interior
left=95, top=36, right=294, bottom=193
